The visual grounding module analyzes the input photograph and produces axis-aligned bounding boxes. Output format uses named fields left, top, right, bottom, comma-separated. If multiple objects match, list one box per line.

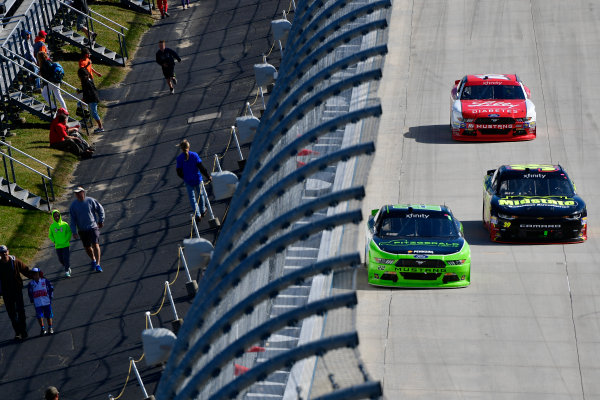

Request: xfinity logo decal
left=522, top=174, right=546, bottom=179
left=405, top=213, right=429, bottom=218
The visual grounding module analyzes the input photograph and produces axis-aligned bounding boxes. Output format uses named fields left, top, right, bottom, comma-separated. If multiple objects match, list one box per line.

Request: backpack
left=50, top=62, right=64, bottom=83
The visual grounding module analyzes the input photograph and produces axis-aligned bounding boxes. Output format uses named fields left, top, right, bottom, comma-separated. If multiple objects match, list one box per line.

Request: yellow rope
left=248, top=87, right=260, bottom=107
left=133, top=353, right=145, bottom=363
left=264, top=40, right=276, bottom=58
left=150, top=284, right=168, bottom=316
left=169, top=249, right=181, bottom=285
left=288, top=0, right=294, bottom=13
left=218, top=128, right=234, bottom=160
left=111, top=360, right=134, bottom=400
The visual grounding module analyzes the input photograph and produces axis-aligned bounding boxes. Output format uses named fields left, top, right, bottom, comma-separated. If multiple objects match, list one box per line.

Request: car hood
left=373, top=236, right=465, bottom=255
left=492, top=195, right=586, bottom=216
left=460, top=100, right=526, bottom=118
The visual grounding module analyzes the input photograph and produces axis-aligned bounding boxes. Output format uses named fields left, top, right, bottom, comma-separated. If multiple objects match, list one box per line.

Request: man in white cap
left=0, top=245, right=33, bottom=340
left=69, top=187, right=105, bottom=272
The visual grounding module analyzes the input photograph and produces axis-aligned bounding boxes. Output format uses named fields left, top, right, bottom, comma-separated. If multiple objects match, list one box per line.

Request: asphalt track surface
left=0, top=0, right=286, bottom=399
left=357, top=1, right=600, bottom=399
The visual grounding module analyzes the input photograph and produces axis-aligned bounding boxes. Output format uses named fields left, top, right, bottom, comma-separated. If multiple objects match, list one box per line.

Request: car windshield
left=461, top=84, right=525, bottom=100
left=498, top=176, right=574, bottom=196
left=377, top=213, right=459, bottom=239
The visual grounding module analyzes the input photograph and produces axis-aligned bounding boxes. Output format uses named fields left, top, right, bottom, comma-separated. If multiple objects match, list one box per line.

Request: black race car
left=483, top=164, right=587, bottom=243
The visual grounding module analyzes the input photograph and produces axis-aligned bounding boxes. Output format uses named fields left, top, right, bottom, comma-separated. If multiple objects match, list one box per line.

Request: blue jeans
left=186, top=183, right=206, bottom=217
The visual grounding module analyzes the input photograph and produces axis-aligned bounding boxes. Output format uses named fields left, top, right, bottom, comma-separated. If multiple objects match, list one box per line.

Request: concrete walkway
left=0, top=0, right=286, bottom=399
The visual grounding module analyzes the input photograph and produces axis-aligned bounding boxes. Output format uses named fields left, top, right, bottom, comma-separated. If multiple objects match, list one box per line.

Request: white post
left=200, top=182, right=215, bottom=220
left=231, top=126, right=244, bottom=162
left=165, top=281, right=179, bottom=321
left=214, top=154, right=222, bottom=172
left=130, top=357, right=149, bottom=398
left=201, top=182, right=221, bottom=228
left=178, top=246, right=193, bottom=283
left=246, top=101, right=254, bottom=117
left=259, top=86, right=266, bottom=109
left=191, top=213, right=200, bottom=238
left=145, top=311, right=153, bottom=329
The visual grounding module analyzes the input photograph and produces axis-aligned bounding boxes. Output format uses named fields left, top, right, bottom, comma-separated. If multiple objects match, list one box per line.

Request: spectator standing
left=0, top=245, right=34, bottom=340
left=72, top=0, right=97, bottom=44
left=26, top=267, right=54, bottom=336
left=155, top=40, right=180, bottom=94
left=176, top=140, right=212, bottom=224
left=181, top=0, right=189, bottom=9
left=49, top=113, right=94, bottom=158
left=78, top=48, right=102, bottom=80
left=38, top=52, right=68, bottom=111
left=49, top=209, right=73, bottom=277
left=33, top=30, right=49, bottom=63
left=69, top=187, right=105, bottom=272
left=45, top=386, right=59, bottom=400
left=157, top=0, right=169, bottom=18
left=21, top=30, right=40, bottom=89
left=77, top=67, right=104, bottom=133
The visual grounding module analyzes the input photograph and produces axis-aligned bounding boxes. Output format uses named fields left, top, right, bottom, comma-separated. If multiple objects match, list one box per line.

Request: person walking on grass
left=156, top=40, right=181, bottom=94
left=49, top=209, right=73, bottom=277
left=69, top=187, right=105, bottom=273
left=26, top=267, right=54, bottom=336
left=0, top=245, right=34, bottom=340
left=176, top=139, right=212, bottom=224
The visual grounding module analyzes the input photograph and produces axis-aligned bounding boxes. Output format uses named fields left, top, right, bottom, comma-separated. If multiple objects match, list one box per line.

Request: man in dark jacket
left=0, top=245, right=34, bottom=340
left=155, top=40, right=181, bottom=94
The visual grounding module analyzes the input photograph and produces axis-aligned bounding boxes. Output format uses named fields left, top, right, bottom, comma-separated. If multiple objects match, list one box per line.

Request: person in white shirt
left=27, top=267, right=55, bottom=335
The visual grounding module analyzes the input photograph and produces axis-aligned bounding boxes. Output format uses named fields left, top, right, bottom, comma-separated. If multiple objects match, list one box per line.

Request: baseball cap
left=38, top=30, right=47, bottom=37
left=32, top=267, right=40, bottom=272
left=73, top=186, right=85, bottom=193
left=21, top=30, right=31, bottom=38
left=57, top=107, right=69, bottom=115
left=0, top=245, right=7, bottom=253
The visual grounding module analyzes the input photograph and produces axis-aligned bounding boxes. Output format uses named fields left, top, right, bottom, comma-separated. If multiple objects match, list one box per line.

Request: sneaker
left=41, top=328, right=47, bottom=336
left=165, top=12, right=170, bottom=17
left=96, top=265, right=103, bottom=272
left=14, top=333, right=22, bottom=341
left=65, top=268, right=71, bottom=278
left=49, top=327, right=54, bottom=334
left=94, top=128, right=105, bottom=133
left=161, top=14, right=165, bottom=19
left=172, top=76, right=177, bottom=86
left=170, top=87, right=175, bottom=94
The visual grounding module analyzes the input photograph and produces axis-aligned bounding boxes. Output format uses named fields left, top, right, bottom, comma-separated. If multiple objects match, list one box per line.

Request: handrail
left=0, top=141, right=54, bottom=170
left=0, top=0, right=42, bottom=46
left=0, top=49, right=89, bottom=106
left=0, top=148, right=52, bottom=180
left=57, top=1, right=126, bottom=37
left=88, top=8, right=128, bottom=31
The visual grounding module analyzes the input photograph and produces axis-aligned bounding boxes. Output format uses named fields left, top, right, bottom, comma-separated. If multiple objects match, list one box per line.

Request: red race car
left=450, top=74, right=536, bottom=141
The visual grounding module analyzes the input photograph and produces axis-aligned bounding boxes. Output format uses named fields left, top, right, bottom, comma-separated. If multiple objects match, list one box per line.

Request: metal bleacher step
left=9, top=91, right=53, bottom=121
left=50, top=26, right=126, bottom=66
left=0, top=178, right=50, bottom=211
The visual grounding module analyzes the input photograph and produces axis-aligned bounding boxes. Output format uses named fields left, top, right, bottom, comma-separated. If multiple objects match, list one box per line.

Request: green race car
left=365, top=204, right=471, bottom=288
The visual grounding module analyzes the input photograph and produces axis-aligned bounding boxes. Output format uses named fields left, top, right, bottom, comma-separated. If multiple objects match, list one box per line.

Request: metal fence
left=156, top=0, right=390, bottom=398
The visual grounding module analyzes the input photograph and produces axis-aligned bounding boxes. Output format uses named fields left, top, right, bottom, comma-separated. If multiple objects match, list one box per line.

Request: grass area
left=0, top=1, right=153, bottom=264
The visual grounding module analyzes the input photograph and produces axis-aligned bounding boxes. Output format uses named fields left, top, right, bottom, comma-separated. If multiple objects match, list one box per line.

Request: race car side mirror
left=454, top=80, right=460, bottom=85
left=371, top=209, right=379, bottom=217
left=459, top=222, right=464, bottom=234
left=486, top=169, right=495, bottom=176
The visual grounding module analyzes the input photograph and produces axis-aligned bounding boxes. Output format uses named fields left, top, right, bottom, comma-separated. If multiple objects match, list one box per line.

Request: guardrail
left=0, top=139, right=54, bottom=210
